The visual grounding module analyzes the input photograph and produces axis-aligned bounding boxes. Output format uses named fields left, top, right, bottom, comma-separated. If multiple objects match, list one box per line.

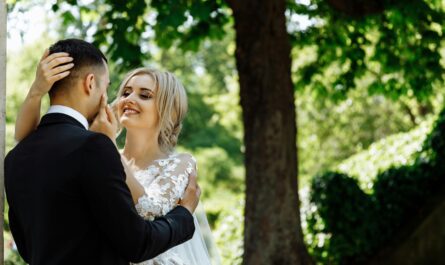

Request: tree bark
left=0, top=0, right=6, bottom=264
left=226, top=1, right=313, bottom=264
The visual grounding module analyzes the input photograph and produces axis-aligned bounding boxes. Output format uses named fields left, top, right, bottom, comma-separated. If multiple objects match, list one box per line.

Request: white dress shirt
left=47, top=105, right=89, bottom=130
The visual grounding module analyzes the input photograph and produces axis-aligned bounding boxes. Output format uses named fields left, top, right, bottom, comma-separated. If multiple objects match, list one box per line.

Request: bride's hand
left=90, top=95, right=118, bottom=144
left=30, top=49, right=74, bottom=97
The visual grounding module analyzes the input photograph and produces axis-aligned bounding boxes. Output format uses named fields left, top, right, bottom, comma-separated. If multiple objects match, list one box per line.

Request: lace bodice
left=132, top=153, right=197, bottom=265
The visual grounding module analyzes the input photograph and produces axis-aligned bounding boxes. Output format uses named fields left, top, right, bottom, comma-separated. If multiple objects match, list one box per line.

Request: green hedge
left=336, top=119, right=433, bottom=192
left=307, top=108, right=445, bottom=264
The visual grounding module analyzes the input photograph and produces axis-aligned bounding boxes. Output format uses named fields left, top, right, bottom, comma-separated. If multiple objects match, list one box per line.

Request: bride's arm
left=90, top=94, right=145, bottom=204
left=88, top=97, right=146, bottom=205
left=121, top=156, right=146, bottom=204
left=135, top=153, right=197, bottom=220
left=15, top=50, right=73, bottom=141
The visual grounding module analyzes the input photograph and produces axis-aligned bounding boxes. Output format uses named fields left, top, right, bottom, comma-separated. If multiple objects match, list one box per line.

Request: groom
left=4, top=39, right=200, bottom=265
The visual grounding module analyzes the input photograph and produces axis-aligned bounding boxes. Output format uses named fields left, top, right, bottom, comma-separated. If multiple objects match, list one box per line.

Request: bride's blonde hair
left=112, top=68, right=188, bottom=152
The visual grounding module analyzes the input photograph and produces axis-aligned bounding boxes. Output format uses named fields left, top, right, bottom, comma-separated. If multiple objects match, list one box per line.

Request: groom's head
left=48, top=39, right=110, bottom=121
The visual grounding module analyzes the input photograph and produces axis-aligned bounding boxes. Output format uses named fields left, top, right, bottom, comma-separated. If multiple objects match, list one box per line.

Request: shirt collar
left=47, top=105, right=89, bottom=130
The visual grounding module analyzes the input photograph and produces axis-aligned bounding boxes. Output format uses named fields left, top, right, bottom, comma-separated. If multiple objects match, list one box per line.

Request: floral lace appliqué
left=132, top=153, right=197, bottom=265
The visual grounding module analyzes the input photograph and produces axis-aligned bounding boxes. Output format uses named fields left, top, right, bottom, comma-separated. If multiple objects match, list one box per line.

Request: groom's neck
left=50, top=94, right=89, bottom=120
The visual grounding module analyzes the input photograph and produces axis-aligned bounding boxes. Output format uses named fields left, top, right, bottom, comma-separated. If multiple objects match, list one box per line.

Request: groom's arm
left=8, top=208, right=30, bottom=263
left=79, top=133, right=195, bottom=263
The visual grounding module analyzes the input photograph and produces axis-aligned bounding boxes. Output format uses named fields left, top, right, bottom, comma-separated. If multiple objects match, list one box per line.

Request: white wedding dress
left=131, top=153, right=220, bottom=265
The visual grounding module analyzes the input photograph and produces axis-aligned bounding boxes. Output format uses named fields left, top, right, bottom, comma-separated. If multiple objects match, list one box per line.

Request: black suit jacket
left=4, top=113, right=195, bottom=265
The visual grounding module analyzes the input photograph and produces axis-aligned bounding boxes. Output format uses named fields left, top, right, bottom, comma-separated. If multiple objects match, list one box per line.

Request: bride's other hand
left=90, top=95, right=118, bottom=144
left=14, top=49, right=73, bottom=142
left=31, top=49, right=74, bottom=97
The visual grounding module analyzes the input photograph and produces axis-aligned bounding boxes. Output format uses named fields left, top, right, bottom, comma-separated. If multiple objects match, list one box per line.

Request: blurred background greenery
left=4, top=0, right=445, bottom=264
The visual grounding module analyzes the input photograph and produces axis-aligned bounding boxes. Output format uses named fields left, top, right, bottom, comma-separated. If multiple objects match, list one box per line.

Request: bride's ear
left=83, top=73, right=96, bottom=95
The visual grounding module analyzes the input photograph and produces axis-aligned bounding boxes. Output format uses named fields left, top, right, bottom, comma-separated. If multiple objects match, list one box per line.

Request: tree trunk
left=226, top=1, right=313, bottom=264
left=0, top=0, right=6, bottom=264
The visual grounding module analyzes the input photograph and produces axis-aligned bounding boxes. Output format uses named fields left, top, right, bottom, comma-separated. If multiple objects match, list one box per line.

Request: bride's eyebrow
left=141, top=88, right=154, bottom=93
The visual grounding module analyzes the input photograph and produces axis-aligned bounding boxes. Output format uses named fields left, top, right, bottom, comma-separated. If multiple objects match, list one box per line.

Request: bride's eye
left=140, top=93, right=152, bottom=99
left=122, top=90, right=131, bottom=97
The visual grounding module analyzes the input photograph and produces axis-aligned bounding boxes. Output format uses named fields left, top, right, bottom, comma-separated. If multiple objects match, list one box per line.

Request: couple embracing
left=5, top=38, right=218, bottom=265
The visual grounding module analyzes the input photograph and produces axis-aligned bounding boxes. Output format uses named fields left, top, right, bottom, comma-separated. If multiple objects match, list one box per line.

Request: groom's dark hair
left=48, top=39, right=108, bottom=97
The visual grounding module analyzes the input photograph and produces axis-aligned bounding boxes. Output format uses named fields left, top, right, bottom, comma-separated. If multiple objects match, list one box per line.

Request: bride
left=15, top=50, right=220, bottom=265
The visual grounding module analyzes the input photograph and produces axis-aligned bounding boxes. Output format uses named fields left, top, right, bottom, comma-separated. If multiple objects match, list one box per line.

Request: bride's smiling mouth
left=122, top=107, right=140, bottom=115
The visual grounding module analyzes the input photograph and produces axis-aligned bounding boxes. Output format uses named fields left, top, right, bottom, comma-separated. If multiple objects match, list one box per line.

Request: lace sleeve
left=135, top=153, right=196, bottom=220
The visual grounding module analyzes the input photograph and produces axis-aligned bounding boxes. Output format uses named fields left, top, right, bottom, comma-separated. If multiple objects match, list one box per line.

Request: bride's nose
left=122, top=93, right=137, bottom=104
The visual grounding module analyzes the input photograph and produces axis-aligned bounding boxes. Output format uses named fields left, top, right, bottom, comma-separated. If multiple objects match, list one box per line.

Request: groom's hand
left=179, top=172, right=201, bottom=214
left=90, top=95, right=118, bottom=144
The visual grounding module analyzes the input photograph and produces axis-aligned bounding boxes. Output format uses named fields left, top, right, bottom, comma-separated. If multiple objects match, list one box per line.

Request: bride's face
left=117, top=74, right=159, bottom=131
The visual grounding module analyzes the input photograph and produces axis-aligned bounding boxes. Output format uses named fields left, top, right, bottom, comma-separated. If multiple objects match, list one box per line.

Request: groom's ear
left=83, top=73, right=96, bottom=96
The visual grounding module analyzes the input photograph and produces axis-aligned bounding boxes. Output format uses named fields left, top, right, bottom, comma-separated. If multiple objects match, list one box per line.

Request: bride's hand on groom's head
left=30, top=49, right=74, bottom=97
left=90, top=95, right=118, bottom=144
